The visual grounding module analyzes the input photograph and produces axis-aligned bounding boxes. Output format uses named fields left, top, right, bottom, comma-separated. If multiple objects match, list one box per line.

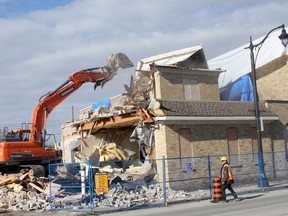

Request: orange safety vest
left=221, top=163, right=234, bottom=182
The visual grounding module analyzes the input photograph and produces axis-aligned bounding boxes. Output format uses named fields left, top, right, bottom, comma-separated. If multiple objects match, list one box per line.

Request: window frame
left=183, top=78, right=200, bottom=101
left=178, top=128, right=193, bottom=170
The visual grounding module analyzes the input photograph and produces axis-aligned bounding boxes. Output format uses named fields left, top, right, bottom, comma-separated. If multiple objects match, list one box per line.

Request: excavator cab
left=41, top=130, right=60, bottom=150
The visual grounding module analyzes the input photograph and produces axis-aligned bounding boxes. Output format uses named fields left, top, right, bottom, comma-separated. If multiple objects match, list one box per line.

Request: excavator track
left=27, top=165, right=46, bottom=177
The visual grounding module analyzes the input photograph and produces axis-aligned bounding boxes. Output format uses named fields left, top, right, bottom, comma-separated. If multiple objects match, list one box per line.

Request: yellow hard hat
left=220, top=156, right=227, bottom=161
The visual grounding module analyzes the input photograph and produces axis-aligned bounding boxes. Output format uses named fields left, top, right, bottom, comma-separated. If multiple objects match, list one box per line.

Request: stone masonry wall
left=258, top=56, right=288, bottom=101
left=153, top=124, right=168, bottom=183
left=266, top=102, right=288, bottom=125
left=154, top=68, right=220, bottom=101
left=154, top=122, right=286, bottom=191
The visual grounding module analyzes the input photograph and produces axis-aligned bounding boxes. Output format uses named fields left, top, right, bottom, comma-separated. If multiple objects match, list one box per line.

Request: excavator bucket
left=105, top=52, right=134, bottom=73
left=96, top=53, right=134, bottom=89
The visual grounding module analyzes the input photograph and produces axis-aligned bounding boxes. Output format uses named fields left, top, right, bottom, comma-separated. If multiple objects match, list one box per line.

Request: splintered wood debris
left=63, top=100, right=155, bottom=132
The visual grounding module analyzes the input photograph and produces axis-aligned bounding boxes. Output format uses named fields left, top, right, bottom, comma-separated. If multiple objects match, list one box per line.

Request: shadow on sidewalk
left=238, top=194, right=264, bottom=201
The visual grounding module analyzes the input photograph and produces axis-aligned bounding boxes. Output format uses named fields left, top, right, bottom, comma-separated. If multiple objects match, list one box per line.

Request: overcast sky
left=0, top=0, right=287, bottom=140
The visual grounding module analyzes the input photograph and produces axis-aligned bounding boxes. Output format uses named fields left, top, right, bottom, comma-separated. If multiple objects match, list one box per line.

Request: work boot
left=233, top=194, right=241, bottom=201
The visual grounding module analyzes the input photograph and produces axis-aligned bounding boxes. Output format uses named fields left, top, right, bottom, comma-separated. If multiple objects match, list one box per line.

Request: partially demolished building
left=61, top=45, right=287, bottom=191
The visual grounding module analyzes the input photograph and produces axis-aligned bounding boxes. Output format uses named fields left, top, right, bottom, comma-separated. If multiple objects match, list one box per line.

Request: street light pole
left=246, top=24, right=288, bottom=189
left=248, top=37, right=269, bottom=188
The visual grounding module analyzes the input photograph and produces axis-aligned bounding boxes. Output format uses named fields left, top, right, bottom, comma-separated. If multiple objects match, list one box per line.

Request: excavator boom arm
left=29, top=52, right=133, bottom=143
left=29, top=69, right=110, bottom=142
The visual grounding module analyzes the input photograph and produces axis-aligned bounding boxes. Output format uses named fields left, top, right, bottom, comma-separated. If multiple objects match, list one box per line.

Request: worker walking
left=220, top=156, right=240, bottom=202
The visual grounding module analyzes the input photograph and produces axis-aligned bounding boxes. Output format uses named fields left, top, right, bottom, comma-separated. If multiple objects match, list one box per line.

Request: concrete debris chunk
left=0, top=170, right=51, bottom=212
left=92, top=183, right=208, bottom=209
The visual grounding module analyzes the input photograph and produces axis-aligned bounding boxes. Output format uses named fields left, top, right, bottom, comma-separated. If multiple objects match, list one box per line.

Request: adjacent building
left=61, top=43, right=288, bottom=191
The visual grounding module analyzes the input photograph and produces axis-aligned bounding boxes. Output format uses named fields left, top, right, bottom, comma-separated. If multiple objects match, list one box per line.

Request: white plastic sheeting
left=208, top=27, right=288, bottom=89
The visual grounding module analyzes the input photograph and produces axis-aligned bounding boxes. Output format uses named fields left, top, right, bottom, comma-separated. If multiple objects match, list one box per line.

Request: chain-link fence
left=48, top=151, right=288, bottom=214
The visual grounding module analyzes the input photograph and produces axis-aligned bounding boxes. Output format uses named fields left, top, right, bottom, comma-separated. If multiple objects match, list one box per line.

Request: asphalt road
left=102, top=188, right=288, bottom=216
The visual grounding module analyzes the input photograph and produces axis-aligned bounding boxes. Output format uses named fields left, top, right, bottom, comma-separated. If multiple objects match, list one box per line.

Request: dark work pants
left=222, top=182, right=237, bottom=200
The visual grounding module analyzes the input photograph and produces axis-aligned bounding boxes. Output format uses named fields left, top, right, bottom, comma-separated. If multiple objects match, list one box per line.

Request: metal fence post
left=88, top=160, right=94, bottom=214
left=258, top=152, right=264, bottom=191
left=208, top=155, right=212, bottom=199
left=48, top=163, right=52, bottom=209
left=272, top=151, right=276, bottom=178
left=80, top=168, right=86, bottom=195
left=162, top=156, right=167, bottom=206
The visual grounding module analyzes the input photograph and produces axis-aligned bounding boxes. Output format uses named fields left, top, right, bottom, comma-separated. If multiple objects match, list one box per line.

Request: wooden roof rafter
left=80, top=108, right=155, bottom=133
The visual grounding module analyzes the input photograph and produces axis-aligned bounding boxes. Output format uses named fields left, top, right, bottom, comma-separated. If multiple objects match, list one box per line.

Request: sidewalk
left=95, top=179, right=288, bottom=215
left=99, top=179, right=288, bottom=212
left=101, top=188, right=288, bottom=216
left=233, top=179, right=288, bottom=195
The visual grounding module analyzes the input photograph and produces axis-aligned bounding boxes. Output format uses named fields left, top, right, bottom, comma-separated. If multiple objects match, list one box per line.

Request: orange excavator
left=0, top=53, right=133, bottom=176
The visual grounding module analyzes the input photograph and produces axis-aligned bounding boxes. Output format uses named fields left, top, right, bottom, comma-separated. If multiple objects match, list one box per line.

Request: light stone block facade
left=152, top=67, right=220, bottom=101
left=153, top=122, right=286, bottom=191
left=150, top=61, right=288, bottom=191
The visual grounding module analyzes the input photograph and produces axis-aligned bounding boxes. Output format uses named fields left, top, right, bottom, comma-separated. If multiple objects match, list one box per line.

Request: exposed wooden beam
left=80, top=109, right=154, bottom=132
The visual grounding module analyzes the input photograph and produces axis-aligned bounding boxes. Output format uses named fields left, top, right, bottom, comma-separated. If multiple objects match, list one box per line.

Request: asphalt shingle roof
left=156, top=99, right=277, bottom=117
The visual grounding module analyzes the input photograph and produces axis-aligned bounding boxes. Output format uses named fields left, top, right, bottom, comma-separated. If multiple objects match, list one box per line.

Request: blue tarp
left=92, top=99, right=111, bottom=110
left=219, top=74, right=254, bottom=101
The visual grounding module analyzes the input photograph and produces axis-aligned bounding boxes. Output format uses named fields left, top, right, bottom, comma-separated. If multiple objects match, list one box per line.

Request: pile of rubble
left=0, top=171, right=51, bottom=212
left=95, top=183, right=208, bottom=209
left=51, top=161, right=208, bottom=211
left=0, top=164, right=209, bottom=213
left=51, top=180, right=208, bottom=211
